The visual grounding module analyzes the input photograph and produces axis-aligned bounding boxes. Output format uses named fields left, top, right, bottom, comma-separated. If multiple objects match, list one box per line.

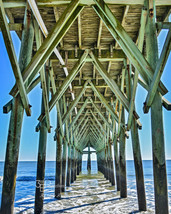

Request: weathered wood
left=50, top=49, right=126, bottom=62
left=78, top=14, right=82, bottom=49
left=93, top=0, right=168, bottom=96
left=113, top=133, right=120, bottom=191
left=144, top=26, right=171, bottom=113
left=34, top=69, right=50, bottom=214
left=87, top=144, right=91, bottom=170
left=89, top=81, right=119, bottom=122
left=34, top=20, right=51, bottom=132
left=89, top=51, right=130, bottom=112
left=0, top=0, right=32, bottom=116
left=55, top=104, right=63, bottom=199
left=62, top=80, right=89, bottom=124
left=145, top=1, right=168, bottom=213
left=9, top=1, right=84, bottom=97
left=131, top=118, right=147, bottom=211
left=3, top=0, right=171, bottom=8
left=127, top=5, right=147, bottom=130
left=0, top=6, right=34, bottom=213
left=119, top=107, right=127, bottom=198
left=66, top=143, right=71, bottom=186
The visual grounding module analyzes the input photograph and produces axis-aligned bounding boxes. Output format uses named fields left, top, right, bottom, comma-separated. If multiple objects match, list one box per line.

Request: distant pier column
left=71, top=144, right=74, bottom=183
left=34, top=67, right=50, bottom=214
left=74, top=147, right=77, bottom=180
left=113, top=134, right=120, bottom=191
left=109, top=139, right=115, bottom=186
left=131, top=118, right=147, bottom=211
left=55, top=100, right=63, bottom=199
left=87, top=144, right=91, bottom=170
left=145, top=1, right=168, bottom=213
left=61, top=137, right=67, bottom=192
left=1, top=7, right=34, bottom=214
left=119, top=108, right=127, bottom=198
left=77, top=151, right=80, bottom=175
left=66, top=143, right=71, bottom=187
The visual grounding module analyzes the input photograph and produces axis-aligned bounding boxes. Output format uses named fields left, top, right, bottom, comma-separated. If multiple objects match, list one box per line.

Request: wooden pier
left=0, top=0, right=171, bottom=213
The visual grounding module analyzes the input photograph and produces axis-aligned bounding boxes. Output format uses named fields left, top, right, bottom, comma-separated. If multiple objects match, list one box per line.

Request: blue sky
left=0, top=19, right=171, bottom=161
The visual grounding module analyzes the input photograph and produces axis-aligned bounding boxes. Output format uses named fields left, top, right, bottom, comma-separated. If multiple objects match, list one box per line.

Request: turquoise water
left=0, top=160, right=171, bottom=210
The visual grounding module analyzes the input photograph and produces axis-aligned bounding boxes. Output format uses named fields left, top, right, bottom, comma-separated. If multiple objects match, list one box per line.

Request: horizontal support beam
left=0, top=0, right=31, bottom=116
left=3, top=0, right=171, bottom=8
left=9, top=1, right=83, bottom=97
left=93, top=0, right=168, bottom=96
left=50, top=49, right=126, bottom=62
left=0, top=23, right=23, bottom=31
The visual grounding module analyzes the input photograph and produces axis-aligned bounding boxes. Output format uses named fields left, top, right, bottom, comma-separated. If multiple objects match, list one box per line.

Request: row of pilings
left=0, top=1, right=169, bottom=214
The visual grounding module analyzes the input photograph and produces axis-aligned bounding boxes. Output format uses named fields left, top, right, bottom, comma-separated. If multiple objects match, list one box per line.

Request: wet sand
left=14, top=171, right=154, bottom=213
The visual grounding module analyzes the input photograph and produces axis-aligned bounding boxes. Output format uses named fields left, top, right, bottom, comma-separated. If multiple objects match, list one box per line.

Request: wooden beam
left=0, top=0, right=31, bottom=116
left=49, top=65, right=64, bottom=137
left=89, top=51, right=131, bottom=113
left=72, top=109, right=89, bottom=134
left=104, top=61, right=112, bottom=96
left=68, top=98, right=90, bottom=132
left=50, top=49, right=126, bottom=62
left=62, top=80, right=89, bottom=124
left=78, top=14, right=82, bottom=49
left=38, top=50, right=89, bottom=122
left=89, top=81, right=119, bottom=122
left=115, top=5, right=129, bottom=48
left=93, top=0, right=168, bottom=96
left=3, top=0, right=171, bottom=8
left=0, top=23, right=23, bottom=31
left=53, top=7, right=63, bottom=48
left=144, top=27, right=171, bottom=113
left=9, top=0, right=83, bottom=97
left=127, top=5, right=147, bottom=130
left=89, top=110, right=107, bottom=136
left=97, top=18, right=103, bottom=49
left=89, top=97, right=113, bottom=131
left=34, top=20, right=51, bottom=132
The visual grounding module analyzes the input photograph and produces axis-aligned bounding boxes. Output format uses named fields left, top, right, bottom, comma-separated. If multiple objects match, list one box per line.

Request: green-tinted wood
left=0, top=6, right=34, bottom=213
left=145, top=1, right=168, bottom=213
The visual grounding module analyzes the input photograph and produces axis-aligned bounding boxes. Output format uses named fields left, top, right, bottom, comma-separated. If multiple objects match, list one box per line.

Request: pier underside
left=0, top=0, right=171, bottom=213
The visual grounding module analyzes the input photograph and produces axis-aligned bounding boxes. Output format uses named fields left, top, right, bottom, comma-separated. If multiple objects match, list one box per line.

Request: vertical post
left=74, top=147, right=77, bottom=180
left=77, top=151, right=80, bottom=175
left=131, top=118, right=147, bottom=210
left=66, top=143, right=71, bottom=186
left=62, top=95, right=68, bottom=192
left=113, top=134, right=120, bottom=191
left=55, top=99, right=63, bottom=199
left=145, top=1, right=168, bottom=213
left=34, top=66, right=50, bottom=214
left=0, top=6, right=34, bottom=214
left=109, top=140, right=115, bottom=186
left=87, top=143, right=91, bottom=170
left=119, top=108, right=127, bottom=198
left=61, top=138, right=67, bottom=192
left=71, top=144, right=74, bottom=183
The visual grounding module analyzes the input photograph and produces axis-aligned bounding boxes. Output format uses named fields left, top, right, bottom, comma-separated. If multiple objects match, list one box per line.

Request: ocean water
left=0, top=160, right=171, bottom=213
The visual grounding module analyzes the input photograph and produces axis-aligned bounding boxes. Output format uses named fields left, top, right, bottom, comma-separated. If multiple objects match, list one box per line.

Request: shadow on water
left=44, top=197, right=120, bottom=213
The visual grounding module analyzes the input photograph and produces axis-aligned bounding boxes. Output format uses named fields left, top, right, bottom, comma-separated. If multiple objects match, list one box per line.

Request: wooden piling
left=55, top=100, right=63, bottom=199
left=109, top=140, right=115, bottom=186
left=34, top=67, right=50, bottom=214
left=87, top=143, right=91, bottom=170
left=113, top=134, right=120, bottom=191
left=145, top=1, right=168, bottom=213
left=0, top=6, right=34, bottom=214
left=70, top=145, right=74, bottom=183
left=62, top=138, right=67, bottom=192
left=119, top=108, right=127, bottom=198
left=66, top=143, right=71, bottom=187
